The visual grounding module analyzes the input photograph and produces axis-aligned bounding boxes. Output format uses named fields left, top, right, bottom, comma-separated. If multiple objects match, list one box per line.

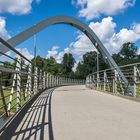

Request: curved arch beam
left=0, top=16, right=128, bottom=86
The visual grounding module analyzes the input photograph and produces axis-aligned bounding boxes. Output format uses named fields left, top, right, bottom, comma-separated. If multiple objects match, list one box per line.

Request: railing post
left=113, top=70, right=117, bottom=93
left=49, top=74, right=51, bottom=88
left=89, top=75, right=92, bottom=88
left=63, top=77, right=65, bottom=85
left=97, top=72, right=99, bottom=89
left=45, top=73, right=47, bottom=88
left=0, top=71, right=8, bottom=116
left=53, top=75, right=54, bottom=87
left=55, top=76, right=57, bottom=87
left=8, top=70, right=16, bottom=111
left=86, top=76, right=88, bottom=87
left=54, top=75, right=56, bottom=86
left=46, top=73, right=49, bottom=88
left=67, top=78, right=69, bottom=85
left=39, top=69, right=42, bottom=90
left=92, top=74, right=95, bottom=89
left=61, top=77, right=63, bottom=86
left=57, top=76, right=59, bottom=86
left=60, top=77, right=62, bottom=86
left=28, top=64, right=32, bottom=96
left=43, top=71, right=46, bottom=89
left=53, top=75, right=55, bottom=87
left=8, top=56, right=22, bottom=112
left=118, top=75, right=124, bottom=95
left=50, top=74, right=52, bottom=88
left=59, top=77, right=60, bottom=86
left=66, top=78, right=67, bottom=85
left=16, top=56, right=22, bottom=111
left=33, top=67, right=38, bottom=94
left=59, top=76, right=60, bottom=86
left=52, top=75, right=54, bottom=87
left=103, top=71, right=106, bottom=91
left=25, top=64, right=32, bottom=99
left=133, top=65, right=137, bottom=97
left=66, top=77, right=67, bottom=85
left=48, top=73, right=50, bottom=88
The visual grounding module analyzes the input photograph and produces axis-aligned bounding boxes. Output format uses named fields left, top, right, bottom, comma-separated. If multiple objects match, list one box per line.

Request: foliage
left=75, top=51, right=109, bottom=79
left=62, top=53, right=76, bottom=76
left=32, top=56, right=63, bottom=75
left=119, top=42, right=138, bottom=59
left=1, top=42, right=140, bottom=81
left=112, top=42, right=140, bottom=66
left=1, top=61, right=13, bottom=86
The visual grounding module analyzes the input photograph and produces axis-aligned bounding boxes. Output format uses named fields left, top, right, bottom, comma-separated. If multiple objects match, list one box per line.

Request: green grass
left=137, top=84, right=140, bottom=96
left=0, top=88, right=30, bottom=114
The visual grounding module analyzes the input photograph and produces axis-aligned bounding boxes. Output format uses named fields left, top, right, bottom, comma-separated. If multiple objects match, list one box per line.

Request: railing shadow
left=10, top=88, right=54, bottom=140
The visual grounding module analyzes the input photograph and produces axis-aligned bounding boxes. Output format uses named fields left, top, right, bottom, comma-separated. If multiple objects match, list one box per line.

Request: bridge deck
left=11, top=85, right=140, bottom=140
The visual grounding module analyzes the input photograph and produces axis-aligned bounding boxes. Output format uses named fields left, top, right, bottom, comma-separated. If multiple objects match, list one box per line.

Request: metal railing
left=86, top=62, right=140, bottom=97
left=0, top=38, right=85, bottom=121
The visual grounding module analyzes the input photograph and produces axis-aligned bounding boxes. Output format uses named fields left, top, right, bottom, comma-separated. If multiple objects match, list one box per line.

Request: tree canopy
left=62, top=53, right=75, bottom=76
left=2, top=42, right=140, bottom=81
left=112, top=42, right=140, bottom=65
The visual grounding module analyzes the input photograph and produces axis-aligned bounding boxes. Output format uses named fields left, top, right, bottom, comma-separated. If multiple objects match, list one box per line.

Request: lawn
left=137, top=84, right=140, bottom=96
left=0, top=88, right=30, bottom=115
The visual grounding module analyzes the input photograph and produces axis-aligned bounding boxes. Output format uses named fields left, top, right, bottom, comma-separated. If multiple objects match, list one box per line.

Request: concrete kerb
left=89, top=88, right=140, bottom=103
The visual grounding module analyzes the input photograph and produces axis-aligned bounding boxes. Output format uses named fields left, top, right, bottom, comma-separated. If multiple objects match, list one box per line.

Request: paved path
left=11, top=85, right=140, bottom=140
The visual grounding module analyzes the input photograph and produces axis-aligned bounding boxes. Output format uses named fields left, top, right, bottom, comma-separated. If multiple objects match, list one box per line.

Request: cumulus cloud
left=0, top=47, right=33, bottom=63
left=46, top=46, right=71, bottom=63
left=46, top=17, right=140, bottom=71
left=46, top=46, right=60, bottom=59
left=0, top=17, right=11, bottom=40
left=0, top=51, right=12, bottom=62
left=0, top=0, right=40, bottom=15
left=73, top=0, right=135, bottom=20
left=70, top=17, right=140, bottom=57
left=72, top=60, right=79, bottom=72
left=16, top=48, right=34, bottom=60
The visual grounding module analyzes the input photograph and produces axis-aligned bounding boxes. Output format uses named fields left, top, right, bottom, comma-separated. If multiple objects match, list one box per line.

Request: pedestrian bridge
left=1, top=85, right=140, bottom=140
left=0, top=16, right=140, bottom=140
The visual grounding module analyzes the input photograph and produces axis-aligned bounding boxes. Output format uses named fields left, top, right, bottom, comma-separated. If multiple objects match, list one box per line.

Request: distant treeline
left=2, top=42, right=140, bottom=82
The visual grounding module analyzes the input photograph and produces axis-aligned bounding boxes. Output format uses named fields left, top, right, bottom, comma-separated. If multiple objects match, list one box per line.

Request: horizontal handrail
left=0, top=37, right=85, bottom=127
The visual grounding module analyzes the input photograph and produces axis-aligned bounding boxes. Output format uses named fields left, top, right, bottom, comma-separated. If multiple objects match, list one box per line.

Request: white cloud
left=70, top=17, right=140, bottom=57
left=46, top=46, right=72, bottom=63
left=16, top=48, right=34, bottom=60
left=0, top=48, right=33, bottom=63
left=73, top=0, right=135, bottom=20
left=0, top=51, right=12, bottom=62
left=0, top=17, right=11, bottom=40
left=72, top=60, right=79, bottom=72
left=0, top=0, right=40, bottom=15
left=46, top=46, right=60, bottom=59
left=47, top=17, right=140, bottom=70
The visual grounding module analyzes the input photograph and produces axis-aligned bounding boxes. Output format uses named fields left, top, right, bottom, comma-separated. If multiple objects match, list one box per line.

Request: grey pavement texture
left=11, top=85, right=140, bottom=140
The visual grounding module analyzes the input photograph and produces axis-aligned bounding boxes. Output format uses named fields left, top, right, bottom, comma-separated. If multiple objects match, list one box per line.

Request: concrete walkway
left=11, top=85, right=140, bottom=140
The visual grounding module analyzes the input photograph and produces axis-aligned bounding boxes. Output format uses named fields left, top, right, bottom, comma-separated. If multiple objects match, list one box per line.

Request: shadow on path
left=10, top=88, right=54, bottom=140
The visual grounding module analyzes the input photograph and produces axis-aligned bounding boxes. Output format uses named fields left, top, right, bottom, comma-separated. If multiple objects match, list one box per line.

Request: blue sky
left=0, top=0, right=140, bottom=64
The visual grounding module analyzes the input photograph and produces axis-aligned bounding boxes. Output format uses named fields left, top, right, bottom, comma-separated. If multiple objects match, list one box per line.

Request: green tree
left=32, top=55, right=44, bottom=69
left=75, top=62, right=87, bottom=79
left=43, top=57, right=63, bottom=75
left=2, top=61, right=13, bottom=86
left=62, top=53, right=75, bottom=76
left=112, top=42, right=140, bottom=65
left=119, top=42, right=138, bottom=60
left=75, top=51, right=109, bottom=79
